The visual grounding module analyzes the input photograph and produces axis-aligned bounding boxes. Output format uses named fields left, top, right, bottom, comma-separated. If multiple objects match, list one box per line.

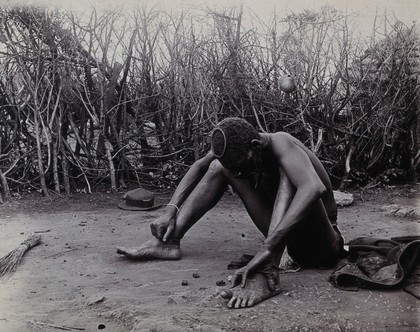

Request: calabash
left=279, top=75, right=296, bottom=93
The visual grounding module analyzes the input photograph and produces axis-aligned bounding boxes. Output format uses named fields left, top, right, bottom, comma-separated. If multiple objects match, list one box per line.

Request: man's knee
left=208, top=159, right=223, bottom=172
left=197, top=160, right=228, bottom=195
left=209, top=159, right=239, bottom=179
left=206, top=159, right=227, bottom=179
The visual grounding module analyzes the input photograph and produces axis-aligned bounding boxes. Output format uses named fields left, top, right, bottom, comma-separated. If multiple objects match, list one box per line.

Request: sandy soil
left=0, top=184, right=419, bottom=332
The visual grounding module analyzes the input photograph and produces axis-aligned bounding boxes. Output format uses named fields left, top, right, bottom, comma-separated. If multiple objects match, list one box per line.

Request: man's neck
left=259, top=133, right=271, bottom=149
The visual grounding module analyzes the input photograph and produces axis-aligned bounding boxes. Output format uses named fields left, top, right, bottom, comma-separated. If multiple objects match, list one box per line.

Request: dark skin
left=117, top=131, right=341, bottom=308
left=222, top=133, right=337, bottom=288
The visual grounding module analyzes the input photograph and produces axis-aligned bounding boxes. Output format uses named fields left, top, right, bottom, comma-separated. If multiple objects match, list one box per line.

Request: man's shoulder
left=271, top=131, right=292, bottom=139
left=266, top=132, right=295, bottom=146
left=264, top=132, right=296, bottom=158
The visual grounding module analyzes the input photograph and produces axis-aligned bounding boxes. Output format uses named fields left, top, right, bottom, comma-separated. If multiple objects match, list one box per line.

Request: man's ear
left=251, top=139, right=262, bottom=150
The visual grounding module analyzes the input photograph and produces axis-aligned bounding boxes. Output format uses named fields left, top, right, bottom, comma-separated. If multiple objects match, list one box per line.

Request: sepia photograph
left=0, top=0, right=419, bottom=331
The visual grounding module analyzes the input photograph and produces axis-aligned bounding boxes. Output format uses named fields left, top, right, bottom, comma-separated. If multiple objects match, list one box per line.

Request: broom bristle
left=0, top=234, right=42, bottom=279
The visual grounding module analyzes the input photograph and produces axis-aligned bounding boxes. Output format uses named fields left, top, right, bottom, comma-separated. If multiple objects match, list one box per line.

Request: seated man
left=117, top=117, right=345, bottom=309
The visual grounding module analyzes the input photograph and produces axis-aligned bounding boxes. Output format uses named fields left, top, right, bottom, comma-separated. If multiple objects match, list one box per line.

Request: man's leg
left=117, top=161, right=228, bottom=259
left=230, top=168, right=342, bottom=268
left=220, top=169, right=295, bottom=308
left=221, top=170, right=343, bottom=308
left=116, top=159, right=279, bottom=262
left=285, top=199, right=343, bottom=268
left=171, top=161, right=228, bottom=240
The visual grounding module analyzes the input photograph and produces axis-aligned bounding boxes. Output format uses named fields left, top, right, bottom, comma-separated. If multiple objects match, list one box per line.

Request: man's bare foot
left=219, top=273, right=281, bottom=309
left=116, top=237, right=181, bottom=260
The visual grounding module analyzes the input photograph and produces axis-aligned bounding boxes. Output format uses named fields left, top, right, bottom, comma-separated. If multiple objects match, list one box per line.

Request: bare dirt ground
left=0, top=184, right=419, bottom=332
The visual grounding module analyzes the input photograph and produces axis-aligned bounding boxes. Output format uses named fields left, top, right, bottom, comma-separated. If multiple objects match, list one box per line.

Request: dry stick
left=0, top=170, right=10, bottom=201
left=33, top=107, right=50, bottom=199
left=52, top=139, right=61, bottom=193
left=62, top=140, right=92, bottom=193
left=0, top=234, right=42, bottom=279
left=28, top=320, right=85, bottom=331
left=34, top=229, right=51, bottom=234
left=61, top=148, right=71, bottom=195
left=50, top=94, right=63, bottom=194
left=1, top=154, right=21, bottom=200
left=104, top=138, right=117, bottom=192
left=67, top=112, right=94, bottom=167
left=46, top=248, right=79, bottom=259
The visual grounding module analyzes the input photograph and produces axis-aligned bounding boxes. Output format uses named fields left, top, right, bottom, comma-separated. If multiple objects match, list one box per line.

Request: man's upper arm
left=273, top=134, right=323, bottom=190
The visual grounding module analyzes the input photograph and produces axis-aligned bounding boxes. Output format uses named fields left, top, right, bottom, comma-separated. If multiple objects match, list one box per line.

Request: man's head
left=211, top=117, right=262, bottom=178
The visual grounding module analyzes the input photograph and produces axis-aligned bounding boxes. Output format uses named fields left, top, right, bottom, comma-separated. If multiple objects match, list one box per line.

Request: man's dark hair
left=211, top=117, right=259, bottom=169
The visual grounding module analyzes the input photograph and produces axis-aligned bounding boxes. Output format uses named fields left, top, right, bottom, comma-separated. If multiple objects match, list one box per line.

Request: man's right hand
left=150, top=214, right=176, bottom=242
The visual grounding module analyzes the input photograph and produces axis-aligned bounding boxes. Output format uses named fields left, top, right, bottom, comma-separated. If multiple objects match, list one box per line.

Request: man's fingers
left=162, top=224, right=174, bottom=242
left=231, top=273, right=242, bottom=288
left=240, top=271, right=248, bottom=288
left=150, top=223, right=158, bottom=238
left=150, top=223, right=166, bottom=240
left=157, top=225, right=166, bottom=239
left=232, top=270, right=249, bottom=288
left=266, top=276, right=277, bottom=292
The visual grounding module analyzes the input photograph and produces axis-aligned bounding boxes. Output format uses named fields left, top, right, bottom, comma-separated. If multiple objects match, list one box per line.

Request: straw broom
left=0, top=234, right=42, bottom=279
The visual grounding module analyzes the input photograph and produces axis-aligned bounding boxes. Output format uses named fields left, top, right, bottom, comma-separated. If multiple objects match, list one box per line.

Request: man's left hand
left=231, top=248, right=272, bottom=288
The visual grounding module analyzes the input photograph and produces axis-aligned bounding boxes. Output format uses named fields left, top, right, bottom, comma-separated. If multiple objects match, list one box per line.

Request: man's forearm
left=168, top=168, right=206, bottom=207
left=167, top=153, right=214, bottom=211
left=263, top=227, right=290, bottom=253
left=264, top=186, right=325, bottom=252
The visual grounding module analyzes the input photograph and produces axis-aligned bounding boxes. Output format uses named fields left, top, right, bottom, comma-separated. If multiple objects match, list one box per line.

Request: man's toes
left=219, top=290, right=232, bottom=300
left=267, top=276, right=279, bottom=292
left=247, top=298, right=256, bottom=307
left=235, top=297, right=248, bottom=309
left=116, top=247, right=126, bottom=255
left=227, top=296, right=238, bottom=309
left=117, top=247, right=140, bottom=258
left=240, top=297, right=249, bottom=308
